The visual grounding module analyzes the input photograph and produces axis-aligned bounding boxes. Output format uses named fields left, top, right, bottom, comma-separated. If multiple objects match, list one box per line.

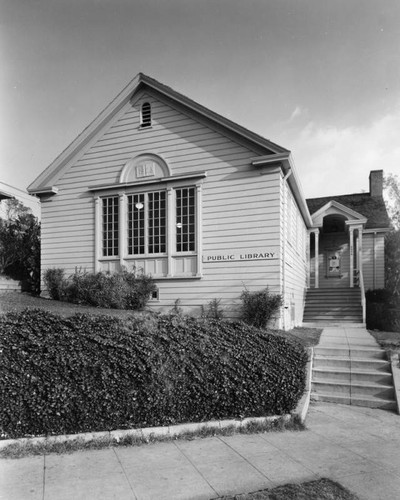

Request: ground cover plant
left=217, top=478, right=359, bottom=500
left=0, top=309, right=308, bottom=439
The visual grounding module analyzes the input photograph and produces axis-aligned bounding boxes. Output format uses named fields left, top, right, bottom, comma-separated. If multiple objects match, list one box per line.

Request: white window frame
left=94, top=179, right=203, bottom=278
left=127, top=190, right=167, bottom=257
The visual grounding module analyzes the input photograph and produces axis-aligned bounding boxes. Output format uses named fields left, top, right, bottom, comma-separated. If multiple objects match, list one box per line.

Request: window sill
left=154, top=274, right=202, bottom=280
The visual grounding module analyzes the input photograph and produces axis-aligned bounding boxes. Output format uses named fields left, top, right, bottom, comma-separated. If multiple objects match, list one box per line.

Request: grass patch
left=0, top=292, right=138, bottom=319
left=0, top=415, right=304, bottom=459
left=270, top=327, right=322, bottom=348
left=368, top=329, right=400, bottom=352
left=217, top=478, right=359, bottom=499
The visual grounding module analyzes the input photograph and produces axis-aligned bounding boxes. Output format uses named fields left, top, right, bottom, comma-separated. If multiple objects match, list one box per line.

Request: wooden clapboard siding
left=374, top=234, right=385, bottom=289
left=280, top=174, right=308, bottom=328
left=362, top=233, right=385, bottom=290
left=362, top=234, right=374, bottom=290
left=40, top=92, right=284, bottom=318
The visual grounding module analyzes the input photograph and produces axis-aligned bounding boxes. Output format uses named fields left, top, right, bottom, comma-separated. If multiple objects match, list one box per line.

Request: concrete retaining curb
left=296, top=347, right=313, bottom=423
left=390, top=352, right=400, bottom=415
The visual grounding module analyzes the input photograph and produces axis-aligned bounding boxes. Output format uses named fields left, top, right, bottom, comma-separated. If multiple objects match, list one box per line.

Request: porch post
left=349, top=226, right=354, bottom=288
left=314, top=229, right=319, bottom=289
left=306, top=230, right=311, bottom=288
left=358, top=227, right=363, bottom=280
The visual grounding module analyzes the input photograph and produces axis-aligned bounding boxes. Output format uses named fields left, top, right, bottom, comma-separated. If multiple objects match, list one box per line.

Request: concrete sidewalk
left=1, top=402, right=400, bottom=500
left=317, top=324, right=381, bottom=348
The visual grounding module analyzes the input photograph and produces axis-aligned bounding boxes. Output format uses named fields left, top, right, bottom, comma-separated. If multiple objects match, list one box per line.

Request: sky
left=1, top=0, right=400, bottom=199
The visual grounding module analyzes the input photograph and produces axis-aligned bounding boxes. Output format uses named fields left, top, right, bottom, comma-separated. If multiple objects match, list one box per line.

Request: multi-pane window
left=128, top=194, right=145, bottom=254
left=102, top=196, right=119, bottom=256
left=101, top=187, right=197, bottom=260
left=176, top=187, right=196, bottom=252
left=127, top=191, right=166, bottom=255
left=148, top=191, right=166, bottom=253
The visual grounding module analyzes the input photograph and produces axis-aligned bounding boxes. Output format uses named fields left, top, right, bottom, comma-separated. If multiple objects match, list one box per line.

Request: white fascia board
left=28, top=186, right=59, bottom=197
left=251, top=152, right=291, bottom=167
left=28, top=74, right=143, bottom=192
left=345, top=218, right=368, bottom=226
left=285, top=156, right=313, bottom=228
left=363, top=227, right=392, bottom=233
left=252, top=152, right=312, bottom=227
left=312, top=200, right=367, bottom=222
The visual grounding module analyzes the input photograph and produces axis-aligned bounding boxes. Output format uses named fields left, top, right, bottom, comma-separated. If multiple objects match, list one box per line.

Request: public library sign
left=203, top=251, right=277, bottom=263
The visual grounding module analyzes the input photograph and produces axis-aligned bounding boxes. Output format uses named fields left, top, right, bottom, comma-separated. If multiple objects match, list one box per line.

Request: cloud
left=288, top=106, right=303, bottom=122
left=285, top=106, right=400, bottom=199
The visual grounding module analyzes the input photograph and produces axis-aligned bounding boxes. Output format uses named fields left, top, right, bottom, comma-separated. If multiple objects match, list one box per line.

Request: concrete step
left=304, top=288, right=362, bottom=324
left=304, top=314, right=363, bottom=320
left=303, top=322, right=366, bottom=328
left=313, top=367, right=393, bottom=384
left=311, top=392, right=397, bottom=411
left=305, top=301, right=361, bottom=307
left=306, top=296, right=360, bottom=300
left=0, top=279, right=21, bottom=292
left=305, top=296, right=361, bottom=300
left=304, top=306, right=362, bottom=311
left=311, top=380, right=395, bottom=399
left=306, top=288, right=361, bottom=294
left=313, top=356, right=391, bottom=371
left=314, top=347, right=387, bottom=359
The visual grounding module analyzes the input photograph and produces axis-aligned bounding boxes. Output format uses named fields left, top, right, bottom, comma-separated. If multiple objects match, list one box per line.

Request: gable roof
left=28, top=73, right=288, bottom=194
left=307, top=193, right=391, bottom=230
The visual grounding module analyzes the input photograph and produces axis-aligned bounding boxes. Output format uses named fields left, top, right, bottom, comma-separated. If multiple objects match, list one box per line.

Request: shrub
left=240, top=288, right=283, bottom=328
left=43, top=268, right=66, bottom=300
left=0, top=211, right=41, bottom=295
left=43, top=268, right=156, bottom=310
left=366, top=288, right=400, bottom=332
left=0, top=309, right=307, bottom=439
left=201, top=298, right=224, bottom=320
left=385, top=230, right=400, bottom=297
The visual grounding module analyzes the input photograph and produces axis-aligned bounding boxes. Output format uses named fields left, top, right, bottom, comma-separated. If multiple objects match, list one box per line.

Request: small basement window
left=140, top=102, right=152, bottom=128
left=150, top=288, right=159, bottom=300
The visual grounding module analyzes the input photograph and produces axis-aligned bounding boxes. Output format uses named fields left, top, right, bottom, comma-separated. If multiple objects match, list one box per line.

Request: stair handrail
left=359, top=267, right=366, bottom=324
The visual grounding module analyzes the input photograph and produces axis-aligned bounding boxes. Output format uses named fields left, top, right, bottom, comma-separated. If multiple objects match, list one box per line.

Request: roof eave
left=252, top=152, right=313, bottom=227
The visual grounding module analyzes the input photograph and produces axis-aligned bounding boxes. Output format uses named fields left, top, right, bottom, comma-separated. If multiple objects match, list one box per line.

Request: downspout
left=281, top=167, right=292, bottom=330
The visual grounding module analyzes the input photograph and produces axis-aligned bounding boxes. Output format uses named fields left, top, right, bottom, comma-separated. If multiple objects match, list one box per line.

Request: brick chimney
left=369, top=170, right=383, bottom=197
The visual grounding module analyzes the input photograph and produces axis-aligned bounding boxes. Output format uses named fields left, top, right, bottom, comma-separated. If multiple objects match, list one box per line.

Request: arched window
left=140, top=102, right=152, bottom=128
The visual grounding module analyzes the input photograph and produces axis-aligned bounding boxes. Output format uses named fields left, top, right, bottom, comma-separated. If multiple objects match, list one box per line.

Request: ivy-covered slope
left=0, top=309, right=307, bottom=439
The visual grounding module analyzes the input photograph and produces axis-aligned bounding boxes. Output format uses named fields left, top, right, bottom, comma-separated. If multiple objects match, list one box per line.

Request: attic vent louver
left=140, top=102, right=152, bottom=128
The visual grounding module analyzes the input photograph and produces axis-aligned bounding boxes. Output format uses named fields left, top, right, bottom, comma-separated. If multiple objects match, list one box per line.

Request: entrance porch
left=308, top=216, right=364, bottom=290
left=305, top=206, right=367, bottom=325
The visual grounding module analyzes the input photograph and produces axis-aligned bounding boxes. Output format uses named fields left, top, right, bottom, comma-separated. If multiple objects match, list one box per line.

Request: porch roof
left=306, top=193, right=391, bottom=230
